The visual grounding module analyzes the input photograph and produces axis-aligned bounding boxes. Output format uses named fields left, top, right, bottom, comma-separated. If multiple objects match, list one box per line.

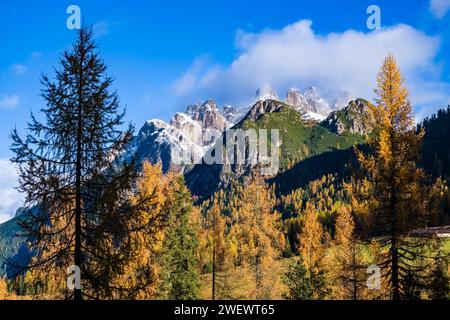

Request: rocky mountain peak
left=222, top=105, right=239, bottom=123
left=286, top=88, right=310, bottom=111
left=245, top=99, right=285, bottom=122
left=285, top=87, right=331, bottom=120
left=135, top=99, right=242, bottom=173
left=320, top=98, right=370, bottom=135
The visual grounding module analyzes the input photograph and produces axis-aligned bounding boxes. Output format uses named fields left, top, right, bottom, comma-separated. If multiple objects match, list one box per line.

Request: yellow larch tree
left=111, top=161, right=168, bottom=299
left=298, top=202, right=324, bottom=272
left=330, top=205, right=368, bottom=300
left=228, top=175, right=285, bottom=299
left=351, top=55, right=441, bottom=300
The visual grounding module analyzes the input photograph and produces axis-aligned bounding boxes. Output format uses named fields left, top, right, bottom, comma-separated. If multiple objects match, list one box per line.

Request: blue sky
left=1, top=0, right=450, bottom=221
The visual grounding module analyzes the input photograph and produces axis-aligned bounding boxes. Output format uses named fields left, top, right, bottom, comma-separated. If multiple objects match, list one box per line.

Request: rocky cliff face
left=135, top=100, right=242, bottom=173
left=245, top=99, right=285, bottom=121
left=320, top=98, right=370, bottom=135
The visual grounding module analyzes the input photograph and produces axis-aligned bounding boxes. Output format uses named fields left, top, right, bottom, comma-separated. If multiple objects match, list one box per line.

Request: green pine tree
left=283, top=258, right=328, bottom=300
left=159, top=175, right=200, bottom=300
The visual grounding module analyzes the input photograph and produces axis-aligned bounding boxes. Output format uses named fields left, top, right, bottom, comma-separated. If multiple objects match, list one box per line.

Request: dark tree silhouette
left=11, top=26, right=140, bottom=300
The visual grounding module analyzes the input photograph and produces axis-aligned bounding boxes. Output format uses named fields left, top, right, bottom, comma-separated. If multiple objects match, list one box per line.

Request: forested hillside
left=1, top=29, right=449, bottom=301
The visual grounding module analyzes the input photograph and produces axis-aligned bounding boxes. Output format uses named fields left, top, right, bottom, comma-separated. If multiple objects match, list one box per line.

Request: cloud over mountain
left=173, top=20, right=449, bottom=118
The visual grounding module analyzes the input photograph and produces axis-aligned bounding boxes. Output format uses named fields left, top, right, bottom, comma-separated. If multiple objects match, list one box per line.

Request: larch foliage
left=350, top=55, right=443, bottom=300
left=331, top=205, right=368, bottom=300
left=298, top=202, right=324, bottom=272
left=228, top=175, right=285, bottom=299
left=110, top=162, right=168, bottom=299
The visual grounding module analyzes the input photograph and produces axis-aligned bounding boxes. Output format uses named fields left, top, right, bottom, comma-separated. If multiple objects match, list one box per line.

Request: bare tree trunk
left=74, top=44, right=84, bottom=301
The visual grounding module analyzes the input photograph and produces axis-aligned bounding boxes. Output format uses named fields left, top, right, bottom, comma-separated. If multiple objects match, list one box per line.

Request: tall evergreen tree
left=10, top=27, right=140, bottom=300
left=159, top=175, right=200, bottom=300
left=283, top=258, right=328, bottom=300
left=351, top=55, right=440, bottom=299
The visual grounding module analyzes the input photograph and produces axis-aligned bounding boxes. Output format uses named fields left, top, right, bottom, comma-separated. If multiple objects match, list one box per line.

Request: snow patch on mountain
left=135, top=100, right=244, bottom=173
left=285, top=87, right=333, bottom=118
left=303, top=111, right=326, bottom=122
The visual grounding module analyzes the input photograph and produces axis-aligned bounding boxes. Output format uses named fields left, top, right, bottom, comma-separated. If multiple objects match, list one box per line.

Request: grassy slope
left=238, top=105, right=364, bottom=171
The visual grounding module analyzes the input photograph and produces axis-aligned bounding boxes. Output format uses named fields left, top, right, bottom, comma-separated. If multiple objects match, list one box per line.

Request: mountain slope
left=0, top=210, right=31, bottom=278
left=185, top=99, right=365, bottom=199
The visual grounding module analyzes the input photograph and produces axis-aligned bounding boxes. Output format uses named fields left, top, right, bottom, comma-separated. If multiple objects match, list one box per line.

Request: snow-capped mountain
left=134, top=100, right=242, bottom=173
left=286, top=87, right=333, bottom=121
left=133, top=86, right=353, bottom=173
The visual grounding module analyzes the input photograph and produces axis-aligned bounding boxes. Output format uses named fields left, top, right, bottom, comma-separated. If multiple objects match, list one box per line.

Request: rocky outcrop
left=320, top=98, right=370, bottom=135
left=170, top=112, right=203, bottom=146
left=134, top=100, right=241, bottom=173
left=186, top=100, right=228, bottom=135
left=244, top=99, right=286, bottom=121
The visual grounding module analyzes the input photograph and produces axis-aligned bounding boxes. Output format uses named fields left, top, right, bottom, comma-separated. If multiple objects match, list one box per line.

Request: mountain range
left=132, top=86, right=360, bottom=175
left=1, top=86, right=449, bottom=278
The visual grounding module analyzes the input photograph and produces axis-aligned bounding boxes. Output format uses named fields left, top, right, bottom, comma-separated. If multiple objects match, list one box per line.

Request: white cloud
left=0, top=159, right=23, bottom=224
left=93, top=21, right=122, bottom=38
left=31, top=52, right=42, bottom=59
left=10, top=64, right=27, bottom=76
left=0, top=94, right=20, bottom=109
left=172, top=20, right=450, bottom=117
left=430, top=0, right=450, bottom=19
